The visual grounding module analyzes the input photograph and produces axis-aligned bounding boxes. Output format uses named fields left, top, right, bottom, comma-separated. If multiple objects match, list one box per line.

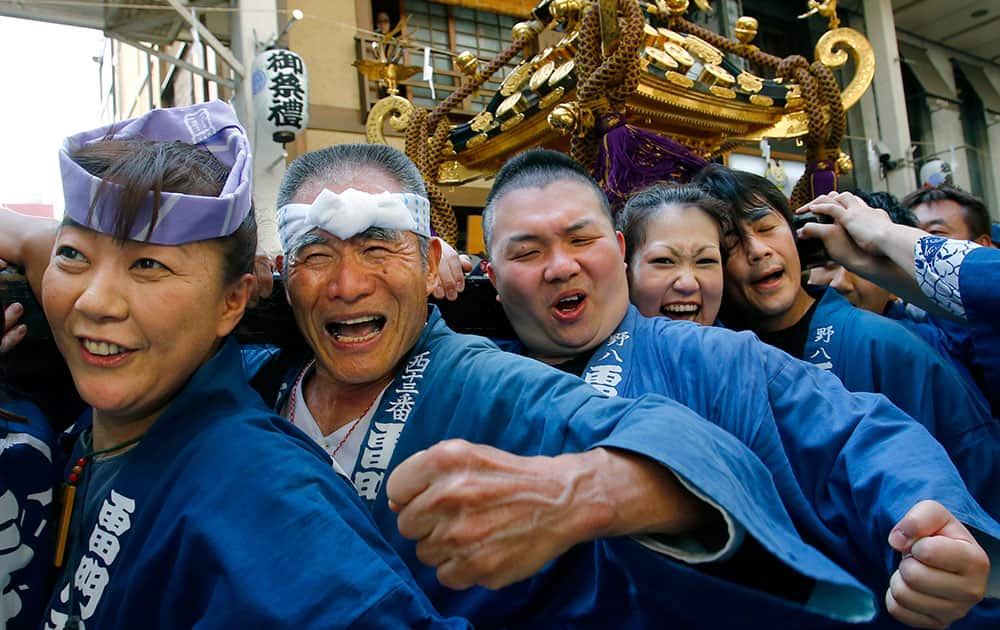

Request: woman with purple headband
left=14, top=102, right=468, bottom=629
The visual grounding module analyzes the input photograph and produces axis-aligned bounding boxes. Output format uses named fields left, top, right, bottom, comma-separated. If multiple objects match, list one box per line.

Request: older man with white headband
left=238, top=142, right=894, bottom=628
left=0, top=103, right=472, bottom=629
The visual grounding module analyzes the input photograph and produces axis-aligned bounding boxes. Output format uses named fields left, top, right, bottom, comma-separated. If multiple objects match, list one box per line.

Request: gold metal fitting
left=550, top=0, right=584, bottom=25
left=683, top=35, right=724, bottom=65
left=644, top=24, right=665, bottom=49
left=469, top=111, right=494, bottom=133
left=644, top=47, right=679, bottom=73
left=548, top=102, right=594, bottom=137
left=734, top=16, right=758, bottom=44
left=530, top=61, right=556, bottom=94
left=499, top=63, right=532, bottom=97
left=548, top=60, right=577, bottom=88
left=552, top=31, right=580, bottom=63
left=665, top=71, right=695, bottom=88
left=500, top=113, right=525, bottom=131
left=658, top=28, right=688, bottom=48
left=663, top=43, right=694, bottom=72
left=699, top=64, right=735, bottom=88
left=497, top=92, right=529, bottom=120
left=530, top=47, right=553, bottom=65
left=736, top=71, right=764, bottom=93
left=465, top=133, right=488, bottom=149
left=539, top=86, right=565, bottom=109
left=749, top=94, right=774, bottom=106
left=512, top=19, right=543, bottom=41
left=455, top=51, right=480, bottom=79
left=709, top=86, right=737, bottom=99
left=836, top=151, right=854, bottom=173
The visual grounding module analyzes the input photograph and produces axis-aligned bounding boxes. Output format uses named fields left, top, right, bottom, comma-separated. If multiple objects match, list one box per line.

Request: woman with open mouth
left=618, top=183, right=731, bottom=328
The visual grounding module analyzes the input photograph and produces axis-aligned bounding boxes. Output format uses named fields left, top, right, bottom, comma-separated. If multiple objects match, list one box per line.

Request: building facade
left=4, top=0, right=998, bottom=249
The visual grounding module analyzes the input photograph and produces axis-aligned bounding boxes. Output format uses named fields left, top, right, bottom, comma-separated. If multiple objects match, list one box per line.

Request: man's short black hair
left=693, top=163, right=794, bottom=227
left=848, top=189, right=918, bottom=227
left=900, top=185, right=991, bottom=239
left=483, top=148, right=612, bottom=255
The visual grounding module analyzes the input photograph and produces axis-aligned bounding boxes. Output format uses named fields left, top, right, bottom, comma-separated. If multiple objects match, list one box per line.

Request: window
left=399, top=0, right=521, bottom=111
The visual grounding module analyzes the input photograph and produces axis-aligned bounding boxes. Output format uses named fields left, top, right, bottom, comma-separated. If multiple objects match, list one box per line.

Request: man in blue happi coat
left=243, top=142, right=910, bottom=629
left=0, top=394, right=57, bottom=630
left=251, top=143, right=1000, bottom=629
left=472, top=149, right=1000, bottom=628
left=1, top=149, right=879, bottom=626
left=806, top=190, right=990, bottom=414
left=902, top=185, right=996, bottom=248
left=0, top=297, right=83, bottom=630
left=799, top=189, right=1000, bottom=422
left=1, top=102, right=473, bottom=630
left=692, top=166, right=1000, bottom=510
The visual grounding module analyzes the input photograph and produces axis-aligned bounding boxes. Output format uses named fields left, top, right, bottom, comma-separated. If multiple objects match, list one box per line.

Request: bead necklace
left=54, top=429, right=144, bottom=568
left=287, top=360, right=377, bottom=458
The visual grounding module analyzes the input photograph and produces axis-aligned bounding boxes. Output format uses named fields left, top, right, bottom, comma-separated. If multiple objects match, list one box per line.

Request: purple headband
left=59, top=100, right=252, bottom=245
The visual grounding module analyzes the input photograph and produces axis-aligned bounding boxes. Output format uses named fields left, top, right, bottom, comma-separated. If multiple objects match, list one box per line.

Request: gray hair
left=278, top=143, right=430, bottom=274
left=482, top=148, right=611, bottom=257
left=278, top=143, right=427, bottom=207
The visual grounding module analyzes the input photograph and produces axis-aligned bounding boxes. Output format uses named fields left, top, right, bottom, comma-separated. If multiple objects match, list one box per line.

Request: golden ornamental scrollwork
left=683, top=35, right=723, bottom=65
left=500, top=63, right=533, bottom=97
left=365, top=95, right=415, bottom=144
left=362, top=0, right=876, bottom=186
left=734, top=17, right=758, bottom=44
left=501, top=112, right=526, bottom=131
left=469, top=111, right=494, bottom=133
left=709, top=86, right=737, bottom=100
left=539, top=86, right=566, bottom=109
left=665, top=71, right=695, bottom=88
left=815, top=27, right=875, bottom=111
left=737, top=72, right=764, bottom=93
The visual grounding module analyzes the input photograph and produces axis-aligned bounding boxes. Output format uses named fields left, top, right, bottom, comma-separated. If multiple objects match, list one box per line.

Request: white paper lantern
left=252, top=48, right=309, bottom=143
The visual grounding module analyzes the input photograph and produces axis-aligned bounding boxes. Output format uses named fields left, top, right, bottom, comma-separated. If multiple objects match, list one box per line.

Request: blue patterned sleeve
left=913, top=236, right=982, bottom=318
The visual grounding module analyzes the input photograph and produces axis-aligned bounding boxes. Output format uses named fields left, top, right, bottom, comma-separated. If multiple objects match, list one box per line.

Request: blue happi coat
left=560, top=306, right=1000, bottom=627
left=43, top=337, right=469, bottom=629
left=1, top=398, right=58, bottom=630
left=251, top=307, right=882, bottom=629
left=882, top=301, right=991, bottom=415
left=959, top=246, right=1000, bottom=409
left=801, top=287, right=1000, bottom=516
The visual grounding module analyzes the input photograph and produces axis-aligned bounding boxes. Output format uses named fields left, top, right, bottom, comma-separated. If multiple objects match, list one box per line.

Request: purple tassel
left=594, top=123, right=708, bottom=214
left=804, top=159, right=838, bottom=199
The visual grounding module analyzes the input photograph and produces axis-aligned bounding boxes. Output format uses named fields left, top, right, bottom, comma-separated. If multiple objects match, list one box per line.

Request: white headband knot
left=277, top=188, right=431, bottom=253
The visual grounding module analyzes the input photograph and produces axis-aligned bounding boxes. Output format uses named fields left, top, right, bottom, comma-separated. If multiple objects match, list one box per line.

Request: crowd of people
left=1, top=100, right=998, bottom=629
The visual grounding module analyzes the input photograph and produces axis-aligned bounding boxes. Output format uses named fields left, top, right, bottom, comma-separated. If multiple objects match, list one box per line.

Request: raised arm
left=381, top=340, right=876, bottom=618
left=386, top=439, right=714, bottom=590
left=796, top=192, right=959, bottom=320
left=430, top=237, right=472, bottom=301
left=752, top=346, right=998, bottom=628
left=0, top=207, right=58, bottom=301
